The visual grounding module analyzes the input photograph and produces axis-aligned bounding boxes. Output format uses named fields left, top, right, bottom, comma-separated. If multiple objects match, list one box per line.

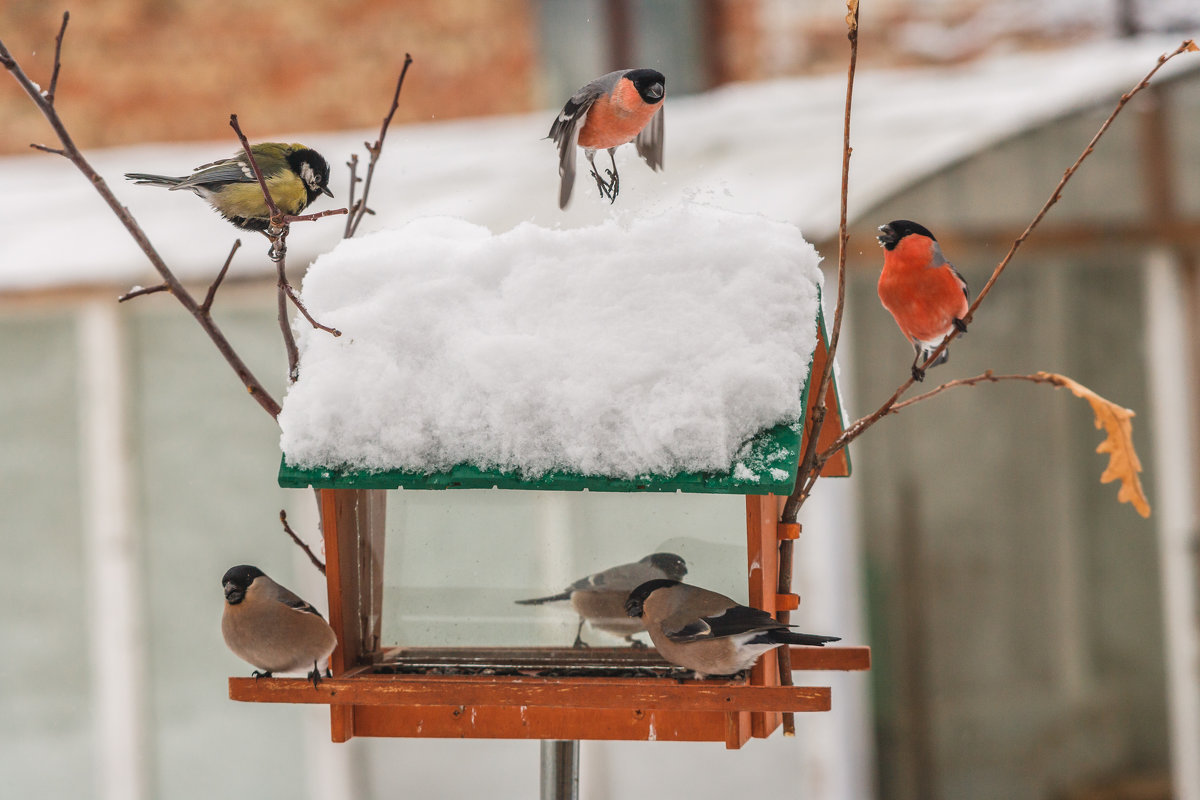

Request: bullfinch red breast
left=549, top=68, right=665, bottom=208
left=624, top=579, right=839, bottom=679
left=516, top=552, right=687, bottom=647
left=876, top=220, right=970, bottom=381
left=221, top=565, right=337, bottom=688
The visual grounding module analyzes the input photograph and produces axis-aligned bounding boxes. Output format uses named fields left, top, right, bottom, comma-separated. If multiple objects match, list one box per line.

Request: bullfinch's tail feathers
left=515, top=590, right=573, bottom=606
left=769, top=630, right=841, bottom=647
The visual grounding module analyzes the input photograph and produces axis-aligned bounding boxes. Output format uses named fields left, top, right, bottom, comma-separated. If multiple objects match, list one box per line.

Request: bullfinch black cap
left=222, top=564, right=265, bottom=593
left=877, top=219, right=936, bottom=250
left=627, top=69, right=666, bottom=104
left=645, top=553, right=688, bottom=580
left=624, top=578, right=682, bottom=618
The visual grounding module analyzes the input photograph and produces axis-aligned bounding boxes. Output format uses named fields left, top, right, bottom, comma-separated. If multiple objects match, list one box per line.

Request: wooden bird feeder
left=229, top=319, right=866, bottom=749
left=228, top=214, right=868, bottom=748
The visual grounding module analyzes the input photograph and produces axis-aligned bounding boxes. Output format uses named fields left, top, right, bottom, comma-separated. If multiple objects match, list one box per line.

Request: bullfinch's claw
left=251, top=669, right=273, bottom=681
left=911, top=364, right=927, bottom=382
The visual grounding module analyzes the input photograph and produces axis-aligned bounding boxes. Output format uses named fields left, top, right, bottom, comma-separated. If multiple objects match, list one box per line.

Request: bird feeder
left=228, top=207, right=869, bottom=748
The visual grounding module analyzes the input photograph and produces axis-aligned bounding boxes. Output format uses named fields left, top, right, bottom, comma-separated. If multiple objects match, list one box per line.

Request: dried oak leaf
left=1038, top=371, right=1150, bottom=518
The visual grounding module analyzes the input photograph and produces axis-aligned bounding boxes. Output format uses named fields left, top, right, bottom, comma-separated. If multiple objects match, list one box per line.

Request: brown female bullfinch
left=516, top=553, right=687, bottom=647
left=625, top=579, right=839, bottom=679
left=549, top=68, right=665, bottom=208
left=876, top=219, right=970, bottom=381
left=221, top=565, right=337, bottom=688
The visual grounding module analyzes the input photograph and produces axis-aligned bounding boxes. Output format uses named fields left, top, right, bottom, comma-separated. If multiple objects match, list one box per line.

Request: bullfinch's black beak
left=224, top=582, right=244, bottom=605
left=646, top=83, right=664, bottom=100
left=877, top=224, right=897, bottom=249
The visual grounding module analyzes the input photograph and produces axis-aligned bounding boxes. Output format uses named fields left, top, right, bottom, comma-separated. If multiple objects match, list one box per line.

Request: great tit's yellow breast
left=213, top=172, right=309, bottom=219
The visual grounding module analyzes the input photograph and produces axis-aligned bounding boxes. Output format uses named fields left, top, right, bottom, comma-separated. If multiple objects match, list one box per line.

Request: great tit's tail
left=514, top=590, right=572, bottom=606
left=124, top=172, right=185, bottom=189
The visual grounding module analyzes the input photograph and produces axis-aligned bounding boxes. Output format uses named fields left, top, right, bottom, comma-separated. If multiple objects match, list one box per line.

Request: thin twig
left=285, top=207, right=349, bottom=224
left=276, top=256, right=301, bottom=381
left=343, top=154, right=361, bottom=238
left=775, top=1, right=861, bottom=737
left=280, top=510, right=326, bottom=574
left=887, top=370, right=1070, bottom=412
left=46, top=10, right=68, bottom=105
left=346, top=55, right=413, bottom=238
left=782, top=1, right=860, bottom=525
left=283, top=282, right=341, bottom=336
left=30, top=142, right=66, bottom=155
left=201, top=239, right=242, bottom=313
left=1, top=21, right=282, bottom=419
left=806, top=38, right=1198, bottom=493
left=118, top=283, right=169, bottom=303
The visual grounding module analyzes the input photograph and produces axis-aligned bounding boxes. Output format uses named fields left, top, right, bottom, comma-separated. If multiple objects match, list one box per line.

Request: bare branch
left=276, top=256, right=301, bottom=381
left=343, top=154, right=362, bottom=238
left=201, top=239, right=242, bottom=313
left=2, top=29, right=282, bottom=419
left=806, top=39, right=1199, bottom=492
left=46, top=11, right=68, bottom=105
left=284, top=207, right=349, bottom=224
left=30, top=142, right=66, bottom=156
left=346, top=55, right=413, bottom=238
left=283, top=281, right=341, bottom=336
left=280, top=510, right=326, bottom=574
left=118, top=283, right=169, bottom=303
left=781, top=2, right=860, bottom=524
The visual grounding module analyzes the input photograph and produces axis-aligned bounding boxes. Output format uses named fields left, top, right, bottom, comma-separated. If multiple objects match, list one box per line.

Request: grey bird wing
left=518, top=556, right=669, bottom=604
left=549, top=71, right=625, bottom=209
left=264, top=577, right=326, bottom=619
left=170, top=157, right=257, bottom=190
left=634, top=106, right=664, bottom=171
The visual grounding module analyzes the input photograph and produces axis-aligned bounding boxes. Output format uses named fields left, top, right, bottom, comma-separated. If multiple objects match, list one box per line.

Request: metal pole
left=540, top=740, right=579, bottom=800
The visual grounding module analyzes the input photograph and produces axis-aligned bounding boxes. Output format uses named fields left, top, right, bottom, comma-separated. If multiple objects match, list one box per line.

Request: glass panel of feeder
left=381, top=489, right=749, bottom=649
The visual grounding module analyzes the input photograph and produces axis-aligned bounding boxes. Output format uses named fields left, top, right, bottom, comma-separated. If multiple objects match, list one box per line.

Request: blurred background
left=2, top=1, right=1199, bottom=799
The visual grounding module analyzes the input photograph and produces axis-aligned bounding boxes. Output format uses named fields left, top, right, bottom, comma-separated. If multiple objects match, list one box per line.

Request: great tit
left=515, top=552, right=687, bottom=647
left=126, top=142, right=334, bottom=232
left=625, top=579, right=839, bottom=679
left=221, top=564, right=337, bottom=687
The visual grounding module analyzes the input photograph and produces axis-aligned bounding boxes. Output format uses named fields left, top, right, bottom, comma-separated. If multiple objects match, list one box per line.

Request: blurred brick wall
left=0, top=0, right=538, bottom=155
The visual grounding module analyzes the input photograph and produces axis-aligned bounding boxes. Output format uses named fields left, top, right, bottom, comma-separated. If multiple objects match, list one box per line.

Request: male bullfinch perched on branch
left=876, top=220, right=970, bottom=381
left=549, top=68, right=665, bottom=208
left=221, top=565, right=337, bottom=688
left=516, top=553, right=687, bottom=647
left=625, top=579, right=839, bottom=680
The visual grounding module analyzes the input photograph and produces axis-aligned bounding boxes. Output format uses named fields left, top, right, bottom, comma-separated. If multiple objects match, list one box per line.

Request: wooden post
left=321, top=488, right=387, bottom=741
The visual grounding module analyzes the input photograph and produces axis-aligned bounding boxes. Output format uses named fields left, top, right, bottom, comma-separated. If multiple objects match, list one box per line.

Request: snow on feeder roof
left=277, top=201, right=826, bottom=492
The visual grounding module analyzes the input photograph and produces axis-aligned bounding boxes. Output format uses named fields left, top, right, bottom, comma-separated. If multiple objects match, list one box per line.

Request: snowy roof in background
left=1, top=35, right=1195, bottom=293
left=277, top=203, right=823, bottom=482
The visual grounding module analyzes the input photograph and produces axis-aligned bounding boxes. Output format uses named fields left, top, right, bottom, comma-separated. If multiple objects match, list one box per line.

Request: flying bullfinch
left=221, top=565, right=337, bottom=688
left=624, top=579, right=840, bottom=679
left=549, top=68, right=665, bottom=208
left=876, top=220, right=970, bottom=381
left=516, top=552, right=687, bottom=647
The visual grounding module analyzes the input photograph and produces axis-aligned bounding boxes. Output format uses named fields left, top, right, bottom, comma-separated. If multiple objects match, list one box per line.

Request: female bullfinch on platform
left=625, top=579, right=839, bottom=679
left=515, top=553, right=687, bottom=647
left=126, top=142, right=334, bottom=232
left=876, top=220, right=970, bottom=381
left=549, top=68, right=665, bottom=208
left=221, top=565, right=337, bottom=688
